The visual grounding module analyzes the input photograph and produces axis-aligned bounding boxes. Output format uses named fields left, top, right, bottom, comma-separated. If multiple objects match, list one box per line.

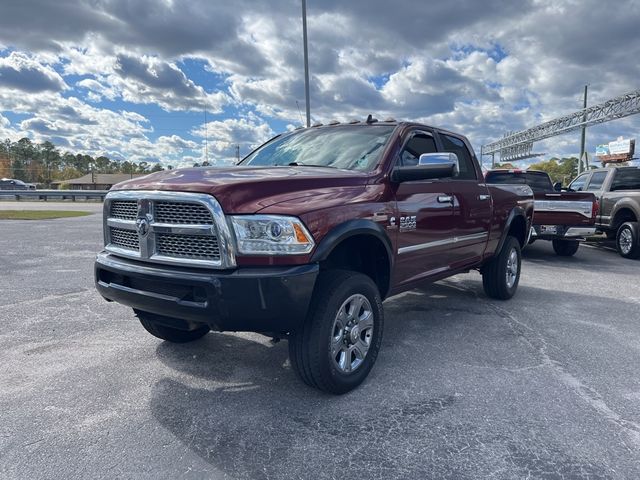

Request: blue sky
left=0, top=0, right=638, bottom=168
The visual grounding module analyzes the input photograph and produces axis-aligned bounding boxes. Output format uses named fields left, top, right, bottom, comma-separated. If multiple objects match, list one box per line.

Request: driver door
left=392, top=129, right=455, bottom=288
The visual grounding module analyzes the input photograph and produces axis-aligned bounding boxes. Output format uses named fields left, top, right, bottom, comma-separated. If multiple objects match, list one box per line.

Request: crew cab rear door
left=392, top=129, right=455, bottom=287
left=437, top=132, right=492, bottom=269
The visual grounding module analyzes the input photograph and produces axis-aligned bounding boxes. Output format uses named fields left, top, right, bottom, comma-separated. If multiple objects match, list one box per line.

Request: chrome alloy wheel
left=619, top=228, right=633, bottom=255
left=330, top=294, right=374, bottom=373
left=505, top=247, right=519, bottom=289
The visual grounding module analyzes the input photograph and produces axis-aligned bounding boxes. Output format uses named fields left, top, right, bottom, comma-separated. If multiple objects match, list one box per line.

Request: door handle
left=478, top=194, right=491, bottom=201
left=437, top=195, right=453, bottom=203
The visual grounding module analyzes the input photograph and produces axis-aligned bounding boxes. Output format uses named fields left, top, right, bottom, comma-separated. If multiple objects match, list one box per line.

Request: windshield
left=486, top=171, right=553, bottom=193
left=240, top=125, right=396, bottom=171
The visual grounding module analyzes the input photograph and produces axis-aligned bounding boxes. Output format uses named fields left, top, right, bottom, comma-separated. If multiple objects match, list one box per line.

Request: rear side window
left=569, top=173, right=589, bottom=191
left=485, top=171, right=553, bottom=193
left=611, top=169, right=640, bottom=191
left=586, top=171, right=608, bottom=191
left=486, top=172, right=526, bottom=185
left=440, top=134, right=476, bottom=180
left=524, top=172, right=553, bottom=192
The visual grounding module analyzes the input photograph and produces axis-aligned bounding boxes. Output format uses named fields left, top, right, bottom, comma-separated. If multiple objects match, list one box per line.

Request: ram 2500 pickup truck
left=95, top=120, right=534, bottom=393
left=568, top=166, right=640, bottom=258
left=485, top=169, right=597, bottom=256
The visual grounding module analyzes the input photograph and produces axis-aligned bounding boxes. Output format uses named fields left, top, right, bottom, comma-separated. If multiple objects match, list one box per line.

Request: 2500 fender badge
left=399, top=215, right=416, bottom=231
left=388, top=216, right=417, bottom=231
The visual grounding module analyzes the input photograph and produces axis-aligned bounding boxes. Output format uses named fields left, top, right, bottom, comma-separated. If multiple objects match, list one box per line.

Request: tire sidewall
left=499, top=237, right=521, bottom=298
left=552, top=239, right=579, bottom=256
left=617, top=222, right=639, bottom=258
left=312, top=273, right=384, bottom=390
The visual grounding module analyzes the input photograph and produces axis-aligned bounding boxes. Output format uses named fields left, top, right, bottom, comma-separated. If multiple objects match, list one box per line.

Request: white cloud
left=191, top=116, right=274, bottom=162
left=0, top=52, right=66, bottom=92
left=0, top=0, right=638, bottom=164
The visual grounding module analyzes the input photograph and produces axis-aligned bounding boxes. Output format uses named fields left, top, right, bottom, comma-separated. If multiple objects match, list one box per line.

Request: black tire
left=288, top=270, right=384, bottom=394
left=135, top=310, right=210, bottom=343
left=552, top=239, right=580, bottom=256
left=616, top=222, right=640, bottom=259
left=482, top=236, right=521, bottom=300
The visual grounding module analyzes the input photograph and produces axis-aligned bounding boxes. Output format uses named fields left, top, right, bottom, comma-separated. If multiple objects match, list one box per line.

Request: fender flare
left=495, top=207, right=528, bottom=254
left=310, top=219, right=394, bottom=271
left=610, top=201, right=640, bottom=229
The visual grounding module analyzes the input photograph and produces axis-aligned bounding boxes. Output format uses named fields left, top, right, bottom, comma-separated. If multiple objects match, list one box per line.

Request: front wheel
left=552, top=239, right=580, bottom=256
left=289, top=271, right=384, bottom=394
left=482, top=236, right=521, bottom=300
left=135, top=310, right=210, bottom=343
left=616, top=222, right=640, bottom=259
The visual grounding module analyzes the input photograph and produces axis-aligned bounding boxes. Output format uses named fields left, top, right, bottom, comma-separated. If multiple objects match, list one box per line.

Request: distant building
left=52, top=173, right=146, bottom=190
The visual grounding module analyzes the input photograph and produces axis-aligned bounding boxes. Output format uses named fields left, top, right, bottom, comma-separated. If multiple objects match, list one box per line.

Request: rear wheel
left=289, top=270, right=384, bottom=394
left=135, top=310, right=210, bottom=343
left=616, top=222, right=640, bottom=259
left=552, top=239, right=580, bottom=256
left=482, top=236, right=521, bottom=300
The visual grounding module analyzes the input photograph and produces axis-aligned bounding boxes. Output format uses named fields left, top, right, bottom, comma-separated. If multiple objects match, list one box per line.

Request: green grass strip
left=0, top=210, right=93, bottom=220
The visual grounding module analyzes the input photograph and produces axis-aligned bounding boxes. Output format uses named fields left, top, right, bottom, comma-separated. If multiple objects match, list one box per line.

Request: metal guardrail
left=0, top=189, right=108, bottom=201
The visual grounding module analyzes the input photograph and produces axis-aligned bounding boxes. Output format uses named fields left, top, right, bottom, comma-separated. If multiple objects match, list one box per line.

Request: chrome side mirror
left=418, top=152, right=459, bottom=176
left=392, top=152, right=460, bottom=183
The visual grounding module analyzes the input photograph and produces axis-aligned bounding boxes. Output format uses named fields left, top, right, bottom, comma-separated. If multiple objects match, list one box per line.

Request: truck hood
left=111, top=166, right=371, bottom=213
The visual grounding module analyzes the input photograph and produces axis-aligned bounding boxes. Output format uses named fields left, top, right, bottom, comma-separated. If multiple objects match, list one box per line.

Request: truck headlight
left=230, top=215, right=315, bottom=255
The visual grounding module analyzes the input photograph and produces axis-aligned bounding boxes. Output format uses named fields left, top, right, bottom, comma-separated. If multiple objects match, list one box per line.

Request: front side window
left=241, top=125, right=396, bottom=172
left=569, top=173, right=589, bottom=191
left=611, top=168, right=640, bottom=191
left=399, top=133, right=437, bottom=166
left=586, top=171, right=608, bottom=191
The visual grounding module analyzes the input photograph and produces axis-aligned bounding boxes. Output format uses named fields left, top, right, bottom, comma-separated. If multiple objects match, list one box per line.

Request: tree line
left=0, top=137, right=167, bottom=186
left=1, top=137, right=594, bottom=189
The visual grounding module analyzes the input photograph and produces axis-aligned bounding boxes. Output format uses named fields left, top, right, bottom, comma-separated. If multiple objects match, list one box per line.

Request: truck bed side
left=484, top=184, right=534, bottom=258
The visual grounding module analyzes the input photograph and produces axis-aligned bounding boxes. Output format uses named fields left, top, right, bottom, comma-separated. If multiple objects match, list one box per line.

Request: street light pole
left=579, top=84, right=588, bottom=174
left=301, top=0, right=311, bottom=127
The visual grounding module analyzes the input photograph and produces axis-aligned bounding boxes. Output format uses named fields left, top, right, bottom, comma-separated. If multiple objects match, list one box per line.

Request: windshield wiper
left=287, top=162, right=337, bottom=168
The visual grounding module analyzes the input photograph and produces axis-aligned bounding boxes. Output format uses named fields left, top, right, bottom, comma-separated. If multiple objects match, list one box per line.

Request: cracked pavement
left=1, top=212, right=639, bottom=479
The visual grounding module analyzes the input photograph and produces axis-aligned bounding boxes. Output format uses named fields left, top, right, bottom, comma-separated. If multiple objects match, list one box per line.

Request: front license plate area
left=541, top=225, right=558, bottom=234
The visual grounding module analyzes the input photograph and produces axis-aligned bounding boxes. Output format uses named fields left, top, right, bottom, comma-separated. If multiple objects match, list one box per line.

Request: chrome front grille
left=103, top=191, right=236, bottom=269
left=110, top=200, right=137, bottom=220
left=156, top=233, right=220, bottom=260
left=154, top=202, right=213, bottom=224
left=110, top=227, right=139, bottom=250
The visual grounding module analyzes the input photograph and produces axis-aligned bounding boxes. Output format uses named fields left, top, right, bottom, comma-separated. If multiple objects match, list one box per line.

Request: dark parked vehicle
left=0, top=178, right=36, bottom=190
left=95, top=120, right=533, bottom=393
left=485, top=169, right=597, bottom=256
left=568, top=166, right=640, bottom=258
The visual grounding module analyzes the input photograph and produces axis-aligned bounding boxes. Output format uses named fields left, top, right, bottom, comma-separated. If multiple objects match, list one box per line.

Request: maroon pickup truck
left=95, top=120, right=533, bottom=393
left=486, top=169, right=597, bottom=256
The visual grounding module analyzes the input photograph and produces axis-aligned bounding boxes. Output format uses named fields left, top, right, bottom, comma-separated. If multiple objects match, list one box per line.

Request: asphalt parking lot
left=1, top=210, right=639, bottom=480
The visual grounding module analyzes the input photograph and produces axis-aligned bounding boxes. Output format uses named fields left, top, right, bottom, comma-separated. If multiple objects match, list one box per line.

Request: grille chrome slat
left=110, top=227, right=139, bottom=251
left=156, top=233, right=220, bottom=261
left=110, top=200, right=138, bottom=220
left=154, top=202, right=213, bottom=225
left=104, top=191, right=235, bottom=269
